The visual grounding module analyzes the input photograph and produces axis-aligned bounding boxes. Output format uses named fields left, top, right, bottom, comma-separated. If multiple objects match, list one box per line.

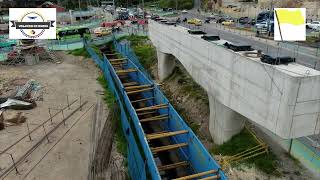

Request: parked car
left=239, top=17, right=250, bottom=24
left=216, top=17, right=227, bottom=23
left=255, top=21, right=268, bottom=29
left=94, top=27, right=112, bottom=37
left=222, top=19, right=234, bottom=26
left=307, top=21, right=320, bottom=30
left=204, top=18, right=210, bottom=24
left=181, top=10, right=188, bottom=14
left=151, top=14, right=160, bottom=20
left=187, top=18, right=202, bottom=26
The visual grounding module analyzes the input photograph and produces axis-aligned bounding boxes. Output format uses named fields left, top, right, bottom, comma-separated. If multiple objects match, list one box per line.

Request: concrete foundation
left=209, top=95, right=245, bottom=144
left=157, top=50, right=176, bottom=81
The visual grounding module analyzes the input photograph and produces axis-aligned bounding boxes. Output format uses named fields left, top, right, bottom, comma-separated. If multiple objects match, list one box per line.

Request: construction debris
left=261, top=55, right=296, bottom=65
left=0, top=98, right=34, bottom=110
left=14, top=79, right=41, bottom=101
left=0, top=110, right=27, bottom=130
left=3, top=111, right=26, bottom=124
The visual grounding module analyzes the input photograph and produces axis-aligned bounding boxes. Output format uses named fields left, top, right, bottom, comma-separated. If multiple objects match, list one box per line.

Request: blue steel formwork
left=85, top=38, right=227, bottom=180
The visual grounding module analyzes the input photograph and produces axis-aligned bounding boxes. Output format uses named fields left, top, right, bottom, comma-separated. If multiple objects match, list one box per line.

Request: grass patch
left=171, top=66, right=209, bottom=106
left=211, top=128, right=278, bottom=175
left=119, top=35, right=157, bottom=73
left=97, top=75, right=127, bottom=157
left=69, top=45, right=103, bottom=59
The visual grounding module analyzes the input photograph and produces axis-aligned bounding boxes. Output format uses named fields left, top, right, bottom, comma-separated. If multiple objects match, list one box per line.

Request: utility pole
left=79, top=0, right=81, bottom=10
left=176, top=0, right=178, bottom=11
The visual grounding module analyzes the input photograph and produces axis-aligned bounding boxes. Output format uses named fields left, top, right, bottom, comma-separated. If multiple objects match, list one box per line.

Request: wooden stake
left=146, top=130, right=188, bottom=140
left=151, top=143, right=188, bottom=153
left=125, top=84, right=152, bottom=91
left=131, top=97, right=155, bottom=104
left=137, top=111, right=157, bottom=116
left=135, top=104, right=168, bottom=112
left=158, top=161, right=188, bottom=171
left=123, top=81, right=139, bottom=87
left=126, top=87, right=153, bottom=95
left=111, top=61, right=127, bottom=66
left=116, top=68, right=137, bottom=74
left=105, top=53, right=120, bottom=56
left=173, top=170, right=218, bottom=180
left=109, top=58, right=127, bottom=62
left=140, top=115, right=168, bottom=123
left=199, top=175, right=220, bottom=180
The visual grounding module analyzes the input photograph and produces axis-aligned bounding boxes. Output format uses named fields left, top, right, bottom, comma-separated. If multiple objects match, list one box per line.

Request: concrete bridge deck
left=148, top=20, right=320, bottom=144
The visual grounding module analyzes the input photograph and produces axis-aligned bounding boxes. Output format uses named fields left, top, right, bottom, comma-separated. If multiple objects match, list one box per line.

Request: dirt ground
left=0, top=52, right=105, bottom=180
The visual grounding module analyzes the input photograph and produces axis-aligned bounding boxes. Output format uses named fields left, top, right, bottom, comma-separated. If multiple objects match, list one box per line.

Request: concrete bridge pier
left=209, top=95, right=246, bottom=145
left=157, top=50, right=176, bottom=81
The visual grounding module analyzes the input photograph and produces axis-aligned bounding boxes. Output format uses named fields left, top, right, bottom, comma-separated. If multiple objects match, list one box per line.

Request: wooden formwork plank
left=125, top=84, right=152, bottom=91
left=105, top=53, right=120, bottom=56
left=116, top=68, right=137, bottom=74
left=123, top=82, right=139, bottom=87
left=140, top=115, right=168, bottom=123
left=131, top=97, right=155, bottom=104
left=158, top=161, right=189, bottom=171
left=172, top=170, right=218, bottom=180
left=135, top=104, right=168, bottom=112
left=199, top=175, right=220, bottom=180
left=146, top=130, right=188, bottom=140
left=109, top=58, right=127, bottom=62
left=111, top=61, right=127, bottom=66
left=126, top=87, right=154, bottom=95
left=151, top=143, right=188, bottom=153
left=137, top=111, right=157, bottom=116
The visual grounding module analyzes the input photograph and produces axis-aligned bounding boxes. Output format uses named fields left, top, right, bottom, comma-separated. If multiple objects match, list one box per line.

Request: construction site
left=0, top=0, right=320, bottom=180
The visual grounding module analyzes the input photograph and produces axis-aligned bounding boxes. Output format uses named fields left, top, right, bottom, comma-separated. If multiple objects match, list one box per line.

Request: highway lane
left=179, top=13, right=320, bottom=70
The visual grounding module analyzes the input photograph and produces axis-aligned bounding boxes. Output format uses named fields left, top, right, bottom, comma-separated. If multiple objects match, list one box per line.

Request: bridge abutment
left=157, top=50, right=176, bottom=81
left=209, top=95, right=246, bottom=144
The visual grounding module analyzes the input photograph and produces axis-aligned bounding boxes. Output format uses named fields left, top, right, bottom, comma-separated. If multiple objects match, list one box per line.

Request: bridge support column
left=209, top=95, right=245, bottom=145
left=157, top=50, right=175, bottom=81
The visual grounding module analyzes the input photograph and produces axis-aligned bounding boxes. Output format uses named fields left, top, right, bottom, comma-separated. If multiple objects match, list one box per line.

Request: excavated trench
left=100, top=45, right=193, bottom=179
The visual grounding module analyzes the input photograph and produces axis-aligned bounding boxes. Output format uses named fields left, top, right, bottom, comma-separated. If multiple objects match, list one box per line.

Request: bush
left=159, top=0, right=194, bottom=10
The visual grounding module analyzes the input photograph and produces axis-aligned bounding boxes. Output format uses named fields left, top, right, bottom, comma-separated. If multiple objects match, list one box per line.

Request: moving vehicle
left=56, top=26, right=91, bottom=40
left=222, top=19, right=234, bottom=26
left=187, top=18, right=202, bottom=26
left=182, top=10, right=188, bottom=14
left=93, top=27, right=112, bottom=37
left=307, top=21, right=320, bottom=30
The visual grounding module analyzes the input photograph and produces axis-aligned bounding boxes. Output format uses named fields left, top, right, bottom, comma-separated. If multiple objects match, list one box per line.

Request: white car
left=307, top=21, right=320, bottom=30
left=181, top=10, right=188, bottom=14
left=255, top=22, right=268, bottom=29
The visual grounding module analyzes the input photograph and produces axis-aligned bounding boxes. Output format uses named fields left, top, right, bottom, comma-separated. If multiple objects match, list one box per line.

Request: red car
left=101, top=20, right=125, bottom=27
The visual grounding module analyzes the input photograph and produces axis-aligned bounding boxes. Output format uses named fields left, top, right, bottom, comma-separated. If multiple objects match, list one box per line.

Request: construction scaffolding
left=218, top=124, right=269, bottom=170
